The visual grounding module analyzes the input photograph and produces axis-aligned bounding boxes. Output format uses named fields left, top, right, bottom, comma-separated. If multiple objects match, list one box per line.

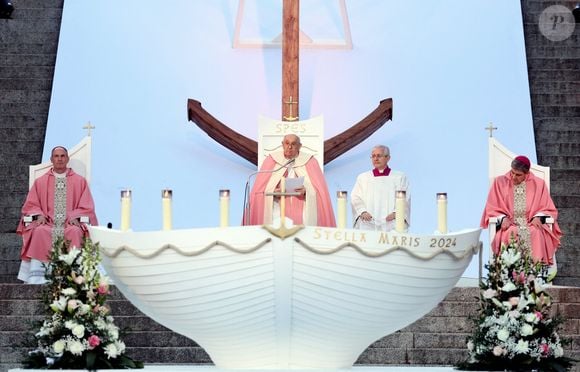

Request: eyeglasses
left=370, top=154, right=388, bottom=159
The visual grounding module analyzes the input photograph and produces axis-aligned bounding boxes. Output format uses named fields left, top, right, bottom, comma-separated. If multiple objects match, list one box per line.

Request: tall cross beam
left=187, top=2, right=394, bottom=165
left=282, top=0, right=299, bottom=121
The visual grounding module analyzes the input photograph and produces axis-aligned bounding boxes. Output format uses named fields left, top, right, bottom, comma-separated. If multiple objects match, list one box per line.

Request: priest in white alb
left=351, top=145, right=410, bottom=231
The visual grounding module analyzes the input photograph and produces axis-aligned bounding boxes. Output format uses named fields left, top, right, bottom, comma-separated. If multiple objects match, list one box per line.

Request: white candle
left=219, top=189, right=230, bottom=227
left=437, top=193, right=448, bottom=234
left=337, top=191, right=347, bottom=229
left=162, top=189, right=172, bottom=230
left=120, top=189, right=131, bottom=231
left=395, top=190, right=406, bottom=233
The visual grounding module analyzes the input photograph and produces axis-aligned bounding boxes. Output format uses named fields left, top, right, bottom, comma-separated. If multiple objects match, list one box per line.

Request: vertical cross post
left=282, top=0, right=299, bottom=121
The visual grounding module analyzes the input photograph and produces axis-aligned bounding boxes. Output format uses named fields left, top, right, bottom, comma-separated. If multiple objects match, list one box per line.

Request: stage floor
left=10, top=367, right=457, bottom=372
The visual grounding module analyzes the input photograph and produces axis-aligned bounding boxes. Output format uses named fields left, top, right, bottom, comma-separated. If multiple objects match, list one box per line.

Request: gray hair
left=372, top=145, right=390, bottom=157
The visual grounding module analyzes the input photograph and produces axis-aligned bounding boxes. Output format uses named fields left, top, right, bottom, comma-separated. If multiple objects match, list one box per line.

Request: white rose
left=482, top=289, right=497, bottom=299
left=497, top=328, right=510, bottom=341
left=520, top=324, right=534, bottom=336
left=52, top=340, right=65, bottom=354
left=78, top=304, right=91, bottom=315
left=64, top=320, right=76, bottom=330
left=554, top=345, right=564, bottom=358
left=524, top=313, right=537, bottom=323
left=72, top=324, right=85, bottom=338
left=67, top=340, right=85, bottom=356
left=502, top=281, right=517, bottom=292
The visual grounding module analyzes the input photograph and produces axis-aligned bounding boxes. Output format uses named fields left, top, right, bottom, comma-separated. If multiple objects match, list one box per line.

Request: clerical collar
left=373, top=167, right=391, bottom=177
left=54, top=171, right=67, bottom=178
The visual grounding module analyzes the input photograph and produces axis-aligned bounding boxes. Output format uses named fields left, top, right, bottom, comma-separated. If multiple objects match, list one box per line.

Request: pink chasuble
left=480, top=171, right=561, bottom=264
left=17, top=168, right=98, bottom=262
left=244, top=153, right=336, bottom=227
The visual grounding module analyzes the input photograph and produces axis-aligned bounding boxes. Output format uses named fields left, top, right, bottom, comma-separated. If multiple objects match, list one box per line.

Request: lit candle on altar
left=162, top=189, right=172, bottom=230
left=219, top=189, right=230, bottom=227
left=437, top=193, right=448, bottom=234
left=395, top=190, right=406, bottom=233
left=280, top=178, right=286, bottom=225
left=120, top=189, right=131, bottom=231
left=337, top=191, right=347, bottom=229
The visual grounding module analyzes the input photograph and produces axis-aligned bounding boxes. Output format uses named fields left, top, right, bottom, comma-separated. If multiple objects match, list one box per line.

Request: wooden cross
left=83, top=121, right=95, bottom=136
left=187, top=1, right=393, bottom=165
left=282, top=0, right=299, bottom=121
left=485, top=122, right=497, bottom=137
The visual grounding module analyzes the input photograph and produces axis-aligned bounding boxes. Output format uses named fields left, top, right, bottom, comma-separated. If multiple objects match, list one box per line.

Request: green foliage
left=22, top=238, right=143, bottom=369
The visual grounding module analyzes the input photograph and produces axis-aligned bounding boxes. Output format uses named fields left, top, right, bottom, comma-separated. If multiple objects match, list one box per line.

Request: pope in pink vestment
left=244, top=149, right=336, bottom=227
left=480, top=170, right=561, bottom=265
left=17, top=168, right=98, bottom=262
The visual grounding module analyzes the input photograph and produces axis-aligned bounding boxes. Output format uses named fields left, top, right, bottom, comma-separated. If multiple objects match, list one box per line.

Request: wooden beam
left=187, top=99, right=257, bottom=165
left=282, top=0, right=299, bottom=121
left=323, top=98, right=393, bottom=164
left=188, top=98, right=393, bottom=166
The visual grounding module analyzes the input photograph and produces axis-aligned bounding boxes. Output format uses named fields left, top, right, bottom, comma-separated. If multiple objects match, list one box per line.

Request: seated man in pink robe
left=244, top=134, right=336, bottom=227
left=480, top=155, right=561, bottom=265
left=17, top=146, right=98, bottom=283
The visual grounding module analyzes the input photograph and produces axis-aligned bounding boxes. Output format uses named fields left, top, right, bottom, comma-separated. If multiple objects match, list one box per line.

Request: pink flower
left=88, top=335, right=101, bottom=349
left=73, top=275, right=85, bottom=285
left=508, top=297, right=519, bottom=306
left=540, top=343, right=549, bottom=355
left=67, top=300, right=79, bottom=313
left=97, top=281, right=110, bottom=295
left=512, top=271, right=525, bottom=284
left=492, top=346, right=505, bottom=356
left=535, top=311, right=543, bottom=321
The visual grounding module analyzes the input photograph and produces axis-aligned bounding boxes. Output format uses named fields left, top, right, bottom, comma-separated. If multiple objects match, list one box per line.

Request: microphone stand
left=243, top=158, right=296, bottom=225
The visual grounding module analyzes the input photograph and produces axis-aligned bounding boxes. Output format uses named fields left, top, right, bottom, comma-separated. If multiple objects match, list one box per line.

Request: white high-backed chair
left=484, top=136, right=555, bottom=279
left=28, top=136, right=92, bottom=189
left=19, top=136, right=93, bottom=284
left=257, top=115, right=324, bottom=169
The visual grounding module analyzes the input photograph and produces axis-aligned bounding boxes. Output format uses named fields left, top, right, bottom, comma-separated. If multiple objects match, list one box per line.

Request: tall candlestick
left=395, top=190, right=406, bottom=233
left=280, top=178, right=286, bottom=226
left=437, top=193, right=448, bottom=234
left=120, top=189, right=132, bottom=231
left=219, top=189, right=230, bottom=227
left=337, top=191, right=347, bottom=229
left=162, top=189, right=172, bottom=230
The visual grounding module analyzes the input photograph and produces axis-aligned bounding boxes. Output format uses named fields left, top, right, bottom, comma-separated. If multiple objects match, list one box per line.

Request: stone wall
left=520, top=0, right=580, bottom=287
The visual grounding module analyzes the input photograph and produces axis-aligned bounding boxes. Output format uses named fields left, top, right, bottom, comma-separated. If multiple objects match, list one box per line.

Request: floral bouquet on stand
left=23, top=238, right=143, bottom=369
left=456, top=238, right=574, bottom=371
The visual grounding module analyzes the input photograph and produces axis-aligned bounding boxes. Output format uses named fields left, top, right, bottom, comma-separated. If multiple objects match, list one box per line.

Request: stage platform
left=9, top=366, right=457, bottom=372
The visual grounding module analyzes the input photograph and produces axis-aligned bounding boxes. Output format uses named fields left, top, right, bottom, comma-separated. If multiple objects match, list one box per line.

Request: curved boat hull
left=89, top=225, right=481, bottom=369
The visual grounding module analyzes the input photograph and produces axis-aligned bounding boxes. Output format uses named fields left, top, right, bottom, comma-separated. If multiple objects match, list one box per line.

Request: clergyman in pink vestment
left=16, top=146, right=98, bottom=283
left=244, top=134, right=336, bottom=227
left=480, top=156, right=561, bottom=265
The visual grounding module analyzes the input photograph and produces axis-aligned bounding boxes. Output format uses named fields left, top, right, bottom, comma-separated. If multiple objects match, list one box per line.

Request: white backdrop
left=44, top=0, right=536, bottom=277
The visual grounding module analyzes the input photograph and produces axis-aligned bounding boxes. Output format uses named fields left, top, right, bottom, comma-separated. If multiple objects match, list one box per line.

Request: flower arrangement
left=457, top=238, right=574, bottom=371
left=23, top=238, right=143, bottom=369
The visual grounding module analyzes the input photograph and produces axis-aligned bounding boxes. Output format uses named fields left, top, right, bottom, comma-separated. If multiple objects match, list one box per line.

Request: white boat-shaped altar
left=89, top=225, right=481, bottom=370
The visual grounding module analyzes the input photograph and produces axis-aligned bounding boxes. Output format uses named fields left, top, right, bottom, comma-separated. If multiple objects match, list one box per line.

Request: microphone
left=243, top=158, right=296, bottom=224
